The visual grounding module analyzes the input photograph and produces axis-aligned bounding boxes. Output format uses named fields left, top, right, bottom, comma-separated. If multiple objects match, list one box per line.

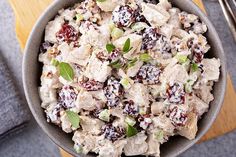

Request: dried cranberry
left=138, top=115, right=152, bottom=130
left=141, top=27, right=161, bottom=50
left=80, top=79, right=104, bottom=91
left=167, top=106, right=188, bottom=126
left=104, top=77, right=124, bottom=108
left=123, top=100, right=139, bottom=117
left=166, top=82, right=185, bottom=104
left=40, top=41, right=53, bottom=53
left=112, top=5, right=135, bottom=28
left=96, top=52, right=108, bottom=62
left=133, top=7, right=149, bottom=23
left=108, top=49, right=121, bottom=62
left=58, top=86, right=77, bottom=109
left=56, top=23, right=79, bottom=43
left=89, top=108, right=101, bottom=118
left=187, top=38, right=194, bottom=48
left=143, top=0, right=158, bottom=4
left=135, top=64, right=161, bottom=84
left=192, top=45, right=204, bottom=63
left=101, top=124, right=125, bottom=142
left=155, top=35, right=171, bottom=54
left=187, top=38, right=204, bottom=63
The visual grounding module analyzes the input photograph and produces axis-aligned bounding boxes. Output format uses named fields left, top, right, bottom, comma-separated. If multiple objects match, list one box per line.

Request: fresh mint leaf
left=154, top=130, right=164, bottom=141
left=108, top=60, right=122, bottom=69
left=65, top=110, right=80, bottom=129
left=59, top=62, right=74, bottom=81
left=106, top=43, right=115, bottom=53
left=139, top=53, right=152, bottom=62
left=51, top=58, right=60, bottom=66
left=123, top=38, right=132, bottom=54
left=126, top=124, right=138, bottom=137
left=127, top=58, right=138, bottom=69
left=191, top=63, right=199, bottom=72
left=98, top=109, right=110, bottom=122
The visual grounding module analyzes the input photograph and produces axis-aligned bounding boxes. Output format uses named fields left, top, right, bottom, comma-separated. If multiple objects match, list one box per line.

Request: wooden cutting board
left=8, top=0, right=236, bottom=156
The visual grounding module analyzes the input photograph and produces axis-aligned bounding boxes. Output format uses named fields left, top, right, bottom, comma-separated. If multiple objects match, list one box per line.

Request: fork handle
left=219, top=0, right=236, bottom=41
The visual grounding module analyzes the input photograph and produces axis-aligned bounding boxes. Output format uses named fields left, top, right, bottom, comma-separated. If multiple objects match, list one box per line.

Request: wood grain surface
left=8, top=0, right=236, bottom=157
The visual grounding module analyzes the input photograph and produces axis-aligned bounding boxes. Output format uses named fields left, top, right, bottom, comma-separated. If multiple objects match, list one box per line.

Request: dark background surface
left=0, top=0, right=235, bottom=156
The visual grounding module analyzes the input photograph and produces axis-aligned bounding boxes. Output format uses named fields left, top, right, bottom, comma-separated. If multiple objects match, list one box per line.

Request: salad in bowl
left=38, top=0, right=221, bottom=156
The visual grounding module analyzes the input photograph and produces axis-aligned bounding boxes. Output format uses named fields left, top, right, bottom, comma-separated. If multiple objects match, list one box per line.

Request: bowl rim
left=23, top=0, right=227, bottom=156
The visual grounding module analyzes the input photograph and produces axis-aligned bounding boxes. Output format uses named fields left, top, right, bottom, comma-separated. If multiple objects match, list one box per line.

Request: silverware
left=218, top=0, right=236, bottom=41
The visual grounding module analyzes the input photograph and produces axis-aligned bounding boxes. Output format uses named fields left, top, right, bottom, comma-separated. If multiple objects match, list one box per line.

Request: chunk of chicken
left=75, top=90, right=97, bottom=111
left=110, top=107, right=126, bottom=128
left=124, top=132, right=148, bottom=156
left=160, top=24, right=174, bottom=39
left=141, top=2, right=170, bottom=27
left=79, top=24, right=110, bottom=48
left=72, top=131, right=97, bottom=154
left=168, top=8, right=181, bottom=29
left=113, top=33, right=142, bottom=59
left=84, top=53, right=112, bottom=82
left=158, top=0, right=172, bottom=10
left=201, top=58, right=221, bottom=81
left=178, top=112, right=198, bottom=140
left=126, top=83, right=150, bottom=107
left=145, top=134, right=160, bottom=157
left=126, top=61, right=143, bottom=77
left=186, top=94, right=209, bottom=117
left=66, top=44, right=92, bottom=66
left=80, top=116, right=104, bottom=135
left=193, top=82, right=214, bottom=104
left=152, top=114, right=175, bottom=134
left=151, top=102, right=166, bottom=115
left=89, top=90, right=107, bottom=103
left=160, top=63, right=189, bottom=84
left=98, top=139, right=127, bottom=157
left=45, top=16, right=64, bottom=43
left=173, top=29, right=189, bottom=38
left=39, top=86, right=57, bottom=108
left=60, top=112, right=72, bottom=133
left=59, top=8, right=76, bottom=22
left=96, top=0, right=125, bottom=12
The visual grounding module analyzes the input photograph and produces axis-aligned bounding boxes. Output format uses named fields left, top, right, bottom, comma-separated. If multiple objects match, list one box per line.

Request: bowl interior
left=23, top=0, right=226, bottom=157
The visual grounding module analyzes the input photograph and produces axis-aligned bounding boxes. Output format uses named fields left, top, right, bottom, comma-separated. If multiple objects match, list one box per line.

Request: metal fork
left=218, top=0, right=236, bottom=41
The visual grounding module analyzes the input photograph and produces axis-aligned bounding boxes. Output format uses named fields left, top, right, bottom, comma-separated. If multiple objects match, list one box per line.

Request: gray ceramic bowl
left=23, top=0, right=227, bottom=156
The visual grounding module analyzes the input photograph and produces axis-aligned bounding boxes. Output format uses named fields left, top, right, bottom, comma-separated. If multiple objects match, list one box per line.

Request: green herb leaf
left=98, top=109, right=110, bottom=122
left=74, top=144, right=83, bottom=154
left=139, top=53, right=152, bottom=62
left=125, top=116, right=136, bottom=126
left=106, top=43, right=115, bottom=53
left=126, top=124, right=138, bottom=137
left=120, top=78, right=131, bottom=89
left=96, top=0, right=106, bottom=2
left=51, top=58, right=60, bottom=66
left=65, top=110, right=80, bottom=129
left=131, top=22, right=149, bottom=32
left=191, top=63, right=199, bottom=72
left=127, top=58, right=138, bottom=69
left=108, top=60, right=122, bottom=69
left=123, top=38, right=132, bottom=54
left=75, top=14, right=83, bottom=21
left=154, top=130, right=164, bottom=141
left=59, top=62, right=74, bottom=81
left=111, top=27, right=124, bottom=40
left=176, top=54, right=188, bottom=64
